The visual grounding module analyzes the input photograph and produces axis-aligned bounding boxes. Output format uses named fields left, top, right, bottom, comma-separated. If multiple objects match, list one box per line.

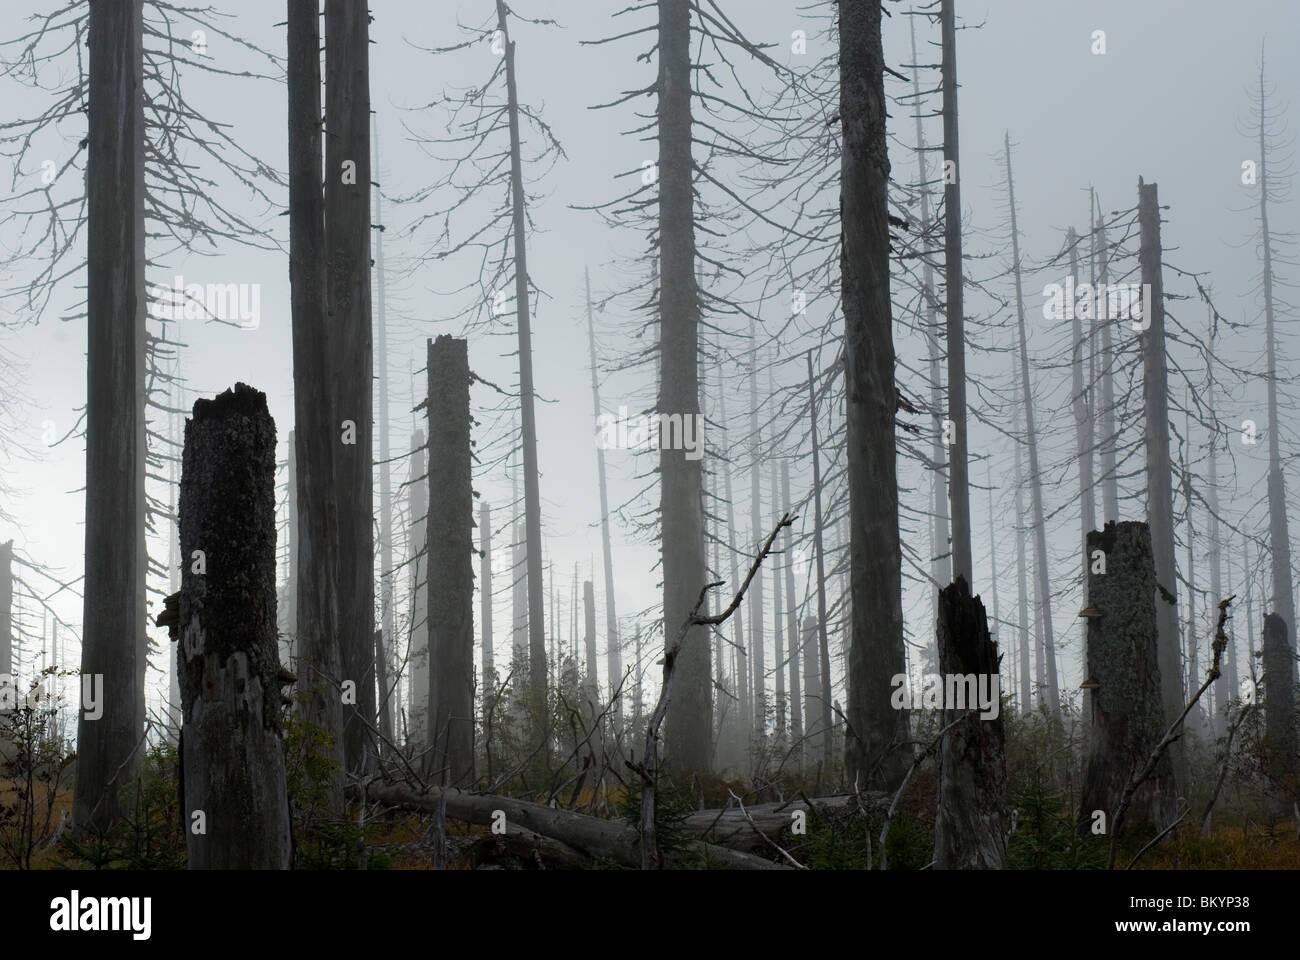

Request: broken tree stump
left=178, top=383, right=291, bottom=869
left=932, top=575, right=1006, bottom=869
left=1078, top=521, right=1176, bottom=838
left=426, top=335, right=474, bottom=786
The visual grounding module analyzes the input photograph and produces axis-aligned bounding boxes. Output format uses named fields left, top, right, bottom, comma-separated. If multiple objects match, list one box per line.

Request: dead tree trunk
left=718, top=384, right=749, bottom=738
left=770, top=463, right=786, bottom=738
left=409, top=429, right=429, bottom=742
left=842, top=0, right=909, bottom=791
left=177, top=384, right=291, bottom=869
left=1004, top=134, right=1060, bottom=716
left=781, top=462, right=802, bottom=754
left=585, top=268, right=621, bottom=730
left=76, top=0, right=146, bottom=833
left=806, top=353, right=834, bottom=772
left=583, top=580, right=598, bottom=700
left=426, top=336, right=475, bottom=786
left=481, top=501, right=494, bottom=684
left=1012, top=371, right=1033, bottom=712
left=1078, top=521, right=1177, bottom=838
left=748, top=327, right=766, bottom=736
left=802, top=615, right=822, bottom=762
left=324, top=0, right=376, bottom=779
left=940, top=0, right=972, bottom=585
left=373, top=115, right=396, bottom=750
left=1262, top=613, right=1297, bottom=793
left=0, top=540, right=11, bottom=683
left=1069, top=227, right=1096, bottom=685
left=932, top=576, right=1005, bottom=869
left=657, top=0, right=711, bottom=773
left=1138, top=179, right=1187, bottom=789
left=1091, top=191, right=1120, bottom=523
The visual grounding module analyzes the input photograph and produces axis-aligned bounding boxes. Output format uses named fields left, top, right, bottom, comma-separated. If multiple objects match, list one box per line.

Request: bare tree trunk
left=1091, top=191, right=1120, bottom=523
left=770, top=463, right=785, bottom=738
left=1262, top=613, right=1297, bottom=795
left=1181, top=406, right=1206, bottom=737
left=1138, top=179, right=1187, bottom=789
left=909, top=14, right=949, bottom=630
left=748, top=327, right=766, bottom=737
left=656, top=0, right=710, bottom=773
left=940, top=0, right=972, bottom=585
left=178, top=384, right=292, bottom=869
left=1079, top=521, right=1177, bottom=838
left=481, top=501, right=494, bottom=685
left=409, top=428, right=429, bottom=742
left=0, top=540, right=11, bottom=682
left=585, top=268, right=621, bottom=730
left=782, top=462, right=801, bottom=755
left=583, top=580, right=597, bottom=700
left=1257, top=64, right=1299, bottom=665
left=426, top=336, right=474, bottom=786
left=719, top=385, right=749, bottom=741
left=932, top=577, right=1005, bottom=869
left=1206, top=346, right=1236, bottom=726
left=76, top=0, right=146, bottom=833
left=373, top=114, right=396, bottom=748
left=841, top=0, right=909, bottom=792
left=1012, top=367, right=1032, bottom=713
left=806, top=353, right=834, bottom=773
left=1004, top=135, right=1059, bottom=716
left=494, top=2, right=549, bottom=750
left=1070, top=227, right=1096, bottom=685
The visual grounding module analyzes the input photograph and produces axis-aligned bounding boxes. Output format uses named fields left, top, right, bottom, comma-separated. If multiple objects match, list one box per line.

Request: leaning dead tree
left=1078, top=522, right=1177, bottom=840
left=426, top=336, right=475, bottom=786
left=175, top=384, right=291, bottom=869
left=932, top=577, right=1005, bottom=869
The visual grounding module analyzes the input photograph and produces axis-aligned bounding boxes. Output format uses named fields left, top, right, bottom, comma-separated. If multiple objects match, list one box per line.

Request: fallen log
left=363, top=782, right=791, bottom=869
left=683, top=794, right=881, bottom=848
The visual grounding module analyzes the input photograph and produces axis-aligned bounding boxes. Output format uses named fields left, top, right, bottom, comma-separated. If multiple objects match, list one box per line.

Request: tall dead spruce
left=176, top=384, right=291, bottom=869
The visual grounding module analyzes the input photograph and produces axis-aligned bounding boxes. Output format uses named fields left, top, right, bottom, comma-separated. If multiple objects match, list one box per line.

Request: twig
left=728, top=789, right=807, bottom=869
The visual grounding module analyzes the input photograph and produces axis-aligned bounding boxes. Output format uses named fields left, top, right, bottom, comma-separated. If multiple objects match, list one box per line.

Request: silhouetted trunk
left=806, top=353, right=833, bottom=772
left=719, top=385, right=749, bottom=740
left=288, top=0, right=342, bottom=809
left=1262, top=614, right=1297, bottom=795
left=770, top=463, right=785, bottom=737
left=426, top=336, right=474, bottom=786
left=842, top=0, right=909, bottom=791
left=748, top=328, right=766, bottom=736
left=481, top=501, right=494, bottom=685
left=940, top=0, right=971, bottom=585
left=77, top=0, right=146, bottom=832
left=933, top=577, right=1005, bottom=869
left=495, top=1, right=549, bottom=744
left=324, top=0, right=376, bottom=779
left=782, top=462, right=801, bottom=753
left=583, top=580, right=597, bottom=699
left=585, top=268, right=621, bottom=728
left=374, top=115, right=396, bottom=748
left=657, top=0, right=710, bottom=773
left=1079, top=521, right=1177, bottom=838
left=1004, top=135, right=1059, bottom=715
left=409, top=429, right=429, bottom=740
left=802, top=615, right=822, bottom=761
left=0, top=540, right=11, bottom=681
left=177, top=384, right=291, bottom=869
left=1138, top=179, right=1186, bottom=788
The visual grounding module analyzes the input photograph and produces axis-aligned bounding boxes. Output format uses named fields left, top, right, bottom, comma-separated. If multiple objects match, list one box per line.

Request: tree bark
left=76, top=0, right=146, bottom=833
left=806, top=353, right=834, bottom=773
left=940, top=0, right=972, bottom=585
left=0, top=540, right=11, bottom=694
left=1262, top=613, right=1297, bottom=793
left=841, top=0, right=909, bottom=792
left=657, top=0, right=710, bottom=773
left=177, top=384, right=292, bottom=869
left=426, top=336, right=475, bottom=786
left=1079, top=521, right=1177, bottom=839
left=1138, top=179, right=1187, bottom=788
left=481, top=501, right=494, bottom=686
left=932, top=577, right=1005, bottom=869
left=409, top=428, right=429, bottom=742
left=324, top=0, right=376, bottom=779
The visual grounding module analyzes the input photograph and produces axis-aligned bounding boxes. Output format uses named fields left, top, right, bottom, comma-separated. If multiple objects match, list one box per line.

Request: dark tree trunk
left=1262, top=613, right=1297, bottom=792
left=373, top=117, right=396, bottom=749
left=583, top=580, right=597, bottom=699
left=177, top=384, right=292, bottom=869
left=1078, top=522, right=1177, bottom=838
left=940, top=0, right=972, bottom=584
left=1138, top=179, right=1187, bottom=788
left=409, top=428, right=429, bottom=742
left=748, top=328, right=766, bottom=737
left=0, top=540, right=11, bottom=691
left=288, top=0, right=344, bottom=812
left=76, top=0, right=146, bottom=833
left=802, top=615, right=822, bottom=762
left=324, top=0, right=376, bottom=779
left=932, top=576, right=1005, bottom=869
left=806, top=353, right=833, bottom=772
left=657, top=0, right=710, bottom=773
left=842, top=0, right=909, bottom=792
left=481, top=501, right=494, bottom=684
left=781, top=463, right=801, bottom=755
left=770, top=464, right=785, bottom=737
left=426, top=336, right=475, bottom=786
